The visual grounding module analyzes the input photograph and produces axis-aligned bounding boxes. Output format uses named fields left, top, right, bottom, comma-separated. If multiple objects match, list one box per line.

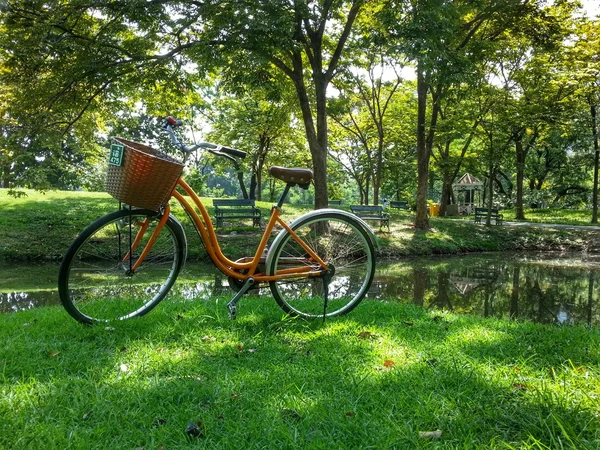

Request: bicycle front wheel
left=58, top=208, right=186, bottom=324
left=267, top=212, right=376, bottom=319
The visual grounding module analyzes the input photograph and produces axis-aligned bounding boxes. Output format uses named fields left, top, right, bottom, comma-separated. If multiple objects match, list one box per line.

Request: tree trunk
left=249, top=174, right=257, bottom=200
left=439, top=173, right=453, bottom=217
left=515, top=136, right=526, bottom=221
left=288, top=55, right=328, bottom=210
left=591, top=102, right=599, bottom=224
left=1, top=164, right=9, bottom=188
left=486, top=164, right=494, bottom=226
left=373, top=139, right=384, bottom=206
left=415, top=60, right=430, bottom=229
left=256, top=169, right=263, bottom=201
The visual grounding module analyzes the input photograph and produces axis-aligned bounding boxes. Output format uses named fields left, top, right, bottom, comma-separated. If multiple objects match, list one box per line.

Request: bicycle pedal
left=227, top=303, right=237, bottom=320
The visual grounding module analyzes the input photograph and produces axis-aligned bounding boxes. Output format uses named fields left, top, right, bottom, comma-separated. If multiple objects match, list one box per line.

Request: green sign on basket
left=109, top=144, right=124, bottom=166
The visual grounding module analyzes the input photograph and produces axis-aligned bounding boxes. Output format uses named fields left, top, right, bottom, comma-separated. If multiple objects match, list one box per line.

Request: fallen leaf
left=383, top=360, right=395, bottom=368
left=237, top=344, right=244, bottom=352
left=402, top=321, right=414, bottom=326
left=48, top=351, right=60, bottom=358
left=120, top=347, right=128, bottom=353
left=512, top=383, right=527, bottom=390
left=104, top=326, right=115, bottom=331
left=419, top=429, right=442, bottom=439
left=156, top=348, right=166, bottom=353
left=345, top=411, right=355, bottom=417
left=231, top=393, right=243, bottom=399
left=358, top=331, right=375, bottom=339
left=514, top=366, right=520, bottom=373
left=217, top=414, right=224, bottom=421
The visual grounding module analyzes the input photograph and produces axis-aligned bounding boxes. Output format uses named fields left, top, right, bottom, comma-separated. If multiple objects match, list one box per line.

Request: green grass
left=502, top=208, right=598, bottom=226
left=3, top=189, right=600, bottom=262
left=1, top=296, right=599, bottom=449
left=0, top=189, right=307, bottom=261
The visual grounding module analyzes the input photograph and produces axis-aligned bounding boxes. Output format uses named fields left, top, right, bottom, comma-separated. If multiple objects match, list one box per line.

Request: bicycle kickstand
left=227, top=277, right=254, bottom=320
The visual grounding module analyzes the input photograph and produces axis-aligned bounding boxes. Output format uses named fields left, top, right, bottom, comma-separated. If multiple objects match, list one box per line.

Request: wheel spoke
left=268, top=213, right=375, bottom=319
left=59, top=210, right=184, bottom=323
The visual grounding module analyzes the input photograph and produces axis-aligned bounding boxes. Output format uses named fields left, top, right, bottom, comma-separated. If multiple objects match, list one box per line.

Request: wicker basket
left=105, top=138, right=184, bottom=211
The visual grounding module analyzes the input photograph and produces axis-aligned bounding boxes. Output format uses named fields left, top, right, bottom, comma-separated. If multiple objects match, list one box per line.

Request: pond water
left=2, top=252, right=599, bottom=327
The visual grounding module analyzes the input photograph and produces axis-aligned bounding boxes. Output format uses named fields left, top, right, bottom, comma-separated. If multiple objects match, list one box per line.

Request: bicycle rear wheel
left=266, top=211, right=375, bottom=319
left=58, top=208, right=186, bottom=324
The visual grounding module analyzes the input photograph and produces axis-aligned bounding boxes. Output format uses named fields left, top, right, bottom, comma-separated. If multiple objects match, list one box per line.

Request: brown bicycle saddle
left=269, top=166, right=313, bottom=185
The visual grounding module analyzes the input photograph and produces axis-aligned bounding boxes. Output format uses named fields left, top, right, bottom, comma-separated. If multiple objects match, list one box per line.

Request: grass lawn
left=3, top=188, right=600, bottom=261
left=501, top=208, right=599, bottom=226
left=1, top=296, right=599, bottom=449
left=2, top=189, right=600, bottom=448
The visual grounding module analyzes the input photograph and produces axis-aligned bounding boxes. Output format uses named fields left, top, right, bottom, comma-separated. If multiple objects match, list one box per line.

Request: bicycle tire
left=58, top=208, right=187, bottom=324
left=266, top=211, right=376, bottom=319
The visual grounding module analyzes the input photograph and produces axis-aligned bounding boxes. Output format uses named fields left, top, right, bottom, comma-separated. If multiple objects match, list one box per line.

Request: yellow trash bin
left=430, top=203, right=439, bottom=217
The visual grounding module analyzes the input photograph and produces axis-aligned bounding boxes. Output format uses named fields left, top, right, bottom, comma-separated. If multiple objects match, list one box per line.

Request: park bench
left=474, top=207, right=503, bottom=225
left=328, top=199, right=343, bottom=206
left=389, top=200, right=409, bottom=210
left=350, top=205, right=390, bottom=231
left=213, top=199, right=262, bottom=228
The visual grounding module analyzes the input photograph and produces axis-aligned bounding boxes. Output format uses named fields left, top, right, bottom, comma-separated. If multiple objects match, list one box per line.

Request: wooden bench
left=328, top=199, right=343, bottom=206
left=389, top=200, right=408, bottom=210
left=350, top=205, right=390, bottom=231
left=213, top=199, right=262, bottom=228
left=474, top=207, right=503, bottom=225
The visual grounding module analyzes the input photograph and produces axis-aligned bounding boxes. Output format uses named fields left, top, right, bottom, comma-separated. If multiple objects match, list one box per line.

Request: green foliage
left=0, top=0, right=599, bottom=217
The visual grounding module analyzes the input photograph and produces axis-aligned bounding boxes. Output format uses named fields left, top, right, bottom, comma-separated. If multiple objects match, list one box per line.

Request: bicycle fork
left=121, top=205, right=171, bottom=273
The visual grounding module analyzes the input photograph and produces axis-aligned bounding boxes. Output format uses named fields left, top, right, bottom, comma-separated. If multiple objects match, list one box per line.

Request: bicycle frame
left=136, top=177, right=328, bottom=283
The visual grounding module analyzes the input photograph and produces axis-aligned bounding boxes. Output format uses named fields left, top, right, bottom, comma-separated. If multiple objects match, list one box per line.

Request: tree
left=201, top=82, right=305, bottom=201
left=569, top=18, right=600, bottom=222
left=198, top=0, right=366, bottom=209
left=330, top=47, right=405, bottom=205
left=381, top=0, right=551, bottom=229
left=2, top=0, right=367, bottom=208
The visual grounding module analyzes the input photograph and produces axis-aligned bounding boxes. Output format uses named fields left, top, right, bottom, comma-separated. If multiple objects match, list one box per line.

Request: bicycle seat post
left=276, top=184, right=293, bottom=209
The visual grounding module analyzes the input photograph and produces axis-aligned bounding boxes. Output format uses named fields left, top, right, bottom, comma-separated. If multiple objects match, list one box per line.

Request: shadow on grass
left=1, top=297, right=598, bottom=449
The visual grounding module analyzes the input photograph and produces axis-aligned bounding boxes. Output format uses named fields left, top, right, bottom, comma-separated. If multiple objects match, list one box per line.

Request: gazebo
left=452, top=173, right=483, bottom=215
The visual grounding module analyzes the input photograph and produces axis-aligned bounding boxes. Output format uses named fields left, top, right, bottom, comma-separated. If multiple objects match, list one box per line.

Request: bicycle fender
left=265, top=208, right=378, bottom=272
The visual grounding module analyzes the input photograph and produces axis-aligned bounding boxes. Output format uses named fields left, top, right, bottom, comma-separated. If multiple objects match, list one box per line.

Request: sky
left=580, top=0, right=599, bottom=17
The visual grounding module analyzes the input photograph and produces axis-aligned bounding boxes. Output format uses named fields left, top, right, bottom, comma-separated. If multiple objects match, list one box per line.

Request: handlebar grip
left=219, top=145, right=246, bottom=159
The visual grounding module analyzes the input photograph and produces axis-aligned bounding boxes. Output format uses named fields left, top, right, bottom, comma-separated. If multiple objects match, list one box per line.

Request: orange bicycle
left=58, top=117, right=376, bottom=324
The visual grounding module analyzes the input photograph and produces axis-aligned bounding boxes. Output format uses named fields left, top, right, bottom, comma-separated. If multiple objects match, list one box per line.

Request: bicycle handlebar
left=163, top=116, right=247, bottom=160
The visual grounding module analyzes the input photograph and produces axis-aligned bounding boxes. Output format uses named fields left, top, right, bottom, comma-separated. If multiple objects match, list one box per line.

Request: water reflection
left=0, top=291, right=60, bottom=313
left=372, top=253, right=600, bottom=327
left=2, top=254, right=599, bottom=327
